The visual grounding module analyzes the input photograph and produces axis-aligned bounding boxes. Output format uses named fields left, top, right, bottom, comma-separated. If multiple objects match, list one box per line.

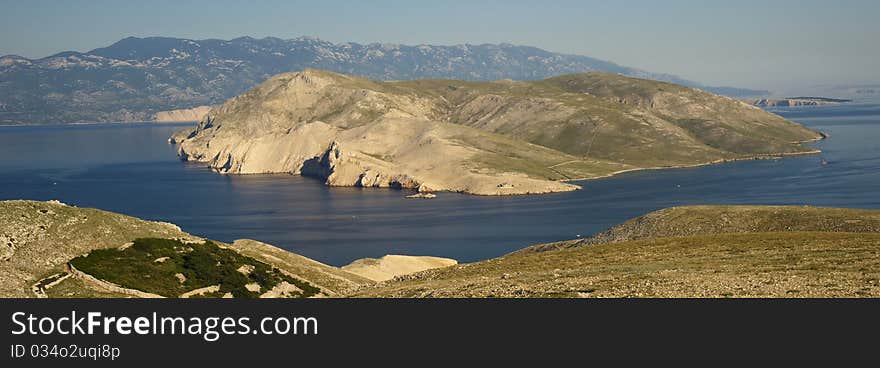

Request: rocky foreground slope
left=172, top=69, right=821, bottom=195
left=516, top=205, right=880, bottom=253
left=3, top=202, right=878, bottom=298
left=355, top=206, right=880, bottom=297
left=0, top=200, right=452, bottom=298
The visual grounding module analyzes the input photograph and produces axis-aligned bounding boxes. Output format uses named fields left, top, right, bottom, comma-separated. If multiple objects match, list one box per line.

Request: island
left=170, top=69, right=822, bottom=195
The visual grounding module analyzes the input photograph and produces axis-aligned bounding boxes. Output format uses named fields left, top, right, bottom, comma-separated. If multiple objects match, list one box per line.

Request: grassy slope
left=391, top=72, right=821, bottom=166
left=0, top=200, right=193, bottom=297
left=227, top=239, right=373, bottom=296
left=354, top=206, right=880, bottom=298
left=353, top=232, right=880, bottom=298
left=518, top=205, right=880, bottom=253
left=10, top=200, right=876, bottom=299
left=69, top=238, right=321, bottom=298
left=0, top=200, right=369, bottom=298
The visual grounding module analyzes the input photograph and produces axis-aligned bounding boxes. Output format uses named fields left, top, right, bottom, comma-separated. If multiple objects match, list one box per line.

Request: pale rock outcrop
left=341, top=255, right=458, bottom=282
left=260, top=281, right=304, bottom=298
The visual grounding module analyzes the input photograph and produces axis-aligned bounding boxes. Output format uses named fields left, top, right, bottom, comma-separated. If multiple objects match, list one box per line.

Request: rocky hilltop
left=355, top=205, right=880, bottom=297
left=516, top=205, right=880, bottom=253
left=172, top=69, right=821, bottom=195
left=0, top=36, right=766, bottom=125
left=0, top=200, right=453, bottom=298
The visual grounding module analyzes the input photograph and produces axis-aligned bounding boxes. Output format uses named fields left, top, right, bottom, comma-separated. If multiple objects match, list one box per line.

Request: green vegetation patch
left=69, top=238, right=320, bottom=298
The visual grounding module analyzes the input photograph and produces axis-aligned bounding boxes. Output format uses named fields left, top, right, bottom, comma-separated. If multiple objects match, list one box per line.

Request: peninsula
left=171, top=69, right=821, bottom=195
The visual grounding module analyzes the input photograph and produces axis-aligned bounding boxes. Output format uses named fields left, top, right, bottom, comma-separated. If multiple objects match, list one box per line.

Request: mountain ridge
left=0, top=36, right=767, bottom=125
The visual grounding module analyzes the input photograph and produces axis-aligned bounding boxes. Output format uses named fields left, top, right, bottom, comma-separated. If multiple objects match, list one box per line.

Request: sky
left=1, top=0, right=877, bottom=92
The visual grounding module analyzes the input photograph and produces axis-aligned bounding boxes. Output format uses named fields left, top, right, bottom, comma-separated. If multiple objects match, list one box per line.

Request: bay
left=1, top=104, right=878, bottom=266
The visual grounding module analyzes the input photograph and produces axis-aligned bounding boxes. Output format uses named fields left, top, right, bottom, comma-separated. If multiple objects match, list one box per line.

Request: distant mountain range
left=0, top=36, right=768, bottom=124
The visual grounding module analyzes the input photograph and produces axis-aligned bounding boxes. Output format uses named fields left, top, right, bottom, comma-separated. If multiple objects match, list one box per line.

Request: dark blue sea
left=2, top=104, right=878, bottom=265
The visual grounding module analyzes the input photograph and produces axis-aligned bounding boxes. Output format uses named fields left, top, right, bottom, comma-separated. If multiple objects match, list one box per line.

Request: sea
left=1, top=103, right=878, bottom=265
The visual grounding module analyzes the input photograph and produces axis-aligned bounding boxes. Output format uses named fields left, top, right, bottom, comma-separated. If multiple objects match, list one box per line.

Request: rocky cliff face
left=173, top=69, right=821, bottom=195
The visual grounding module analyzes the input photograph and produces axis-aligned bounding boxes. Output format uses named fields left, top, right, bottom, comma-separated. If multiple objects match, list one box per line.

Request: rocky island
left=171, top=69, right=821, bottom=195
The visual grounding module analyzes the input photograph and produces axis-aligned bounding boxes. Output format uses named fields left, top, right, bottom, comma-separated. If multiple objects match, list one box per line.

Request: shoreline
left=179, top=126, right=827, bottom=197
left=557, top=131, right=827, bottom=185
left=560, top=148, right=823, bottom=186
left=177, top=146, right=824, bottom=197
left=0, top=120, right=199, bottom=128
left=438, top=135, right=826, bottom=196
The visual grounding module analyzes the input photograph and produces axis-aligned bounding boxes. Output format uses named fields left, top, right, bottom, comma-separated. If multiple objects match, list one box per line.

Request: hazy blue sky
left=1, top=0, right=877, bottom=91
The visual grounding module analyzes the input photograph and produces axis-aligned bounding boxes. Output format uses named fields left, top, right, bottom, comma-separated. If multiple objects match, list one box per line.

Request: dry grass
left=353, top=232, right=880, bottom=298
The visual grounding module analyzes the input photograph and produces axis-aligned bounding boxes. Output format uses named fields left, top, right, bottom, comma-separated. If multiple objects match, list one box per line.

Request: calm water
left=2, top=104, right=879, bottom=266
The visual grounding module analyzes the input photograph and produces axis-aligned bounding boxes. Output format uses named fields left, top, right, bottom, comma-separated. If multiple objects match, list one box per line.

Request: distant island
left=746, top=97, right=851, bottom=107
left=0, top=36, right=767, bottom=125
left=833, top=85, right=880, bottom=96
left=170, top=69, right=820, bottom=196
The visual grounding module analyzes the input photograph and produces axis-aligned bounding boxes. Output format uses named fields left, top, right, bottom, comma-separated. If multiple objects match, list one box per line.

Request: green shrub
left=70, top=238, right=321, bottom=298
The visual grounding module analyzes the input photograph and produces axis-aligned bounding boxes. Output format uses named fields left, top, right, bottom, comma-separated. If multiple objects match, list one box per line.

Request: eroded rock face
left=173, top=69, right=821, bottom=195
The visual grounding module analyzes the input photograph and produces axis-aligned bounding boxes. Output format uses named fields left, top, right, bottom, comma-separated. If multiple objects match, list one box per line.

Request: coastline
left=555, top=131, right=827, bottom=186
left=444, top=136, right=826, bottom=196
left=190, top=146, right=823, bottom=197
left=560, top=148, right=823, bottom=186
left=171, top=140, right=825, bottom=197
left=0, top=120, right=199, bottom=128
